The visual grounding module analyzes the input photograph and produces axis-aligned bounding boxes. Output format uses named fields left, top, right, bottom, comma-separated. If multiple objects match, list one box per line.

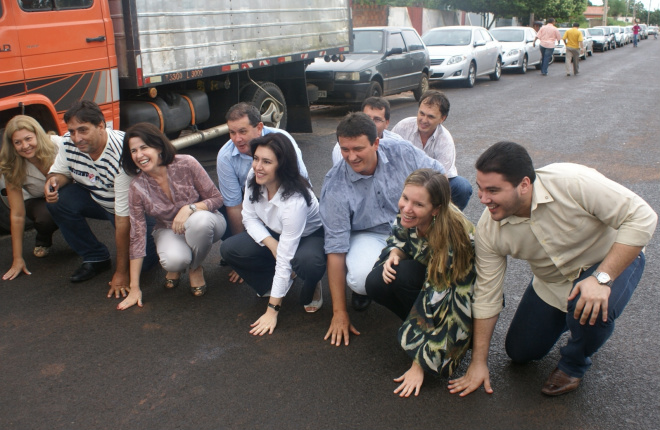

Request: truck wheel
left=242, top=82, right=287, bottom=130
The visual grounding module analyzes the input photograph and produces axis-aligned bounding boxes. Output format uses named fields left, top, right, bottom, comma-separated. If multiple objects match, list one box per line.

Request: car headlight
left=506, top=49, right=520, bottom=56
left=335, top=72, right=360, bottom=82
left=446, top=55, right=466, bottom=65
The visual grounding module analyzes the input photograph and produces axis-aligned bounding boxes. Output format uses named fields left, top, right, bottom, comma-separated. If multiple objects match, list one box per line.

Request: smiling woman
left=0, top=115, right=60, bottom=280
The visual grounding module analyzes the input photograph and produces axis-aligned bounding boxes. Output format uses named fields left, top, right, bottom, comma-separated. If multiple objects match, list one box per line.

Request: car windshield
left=353, top=31, right=384, bottom=54
left=422, top=29, right=472, bottom=46
left=590, top=28, right=604, bottom=35
left=490, top=29, right=524, bottom=42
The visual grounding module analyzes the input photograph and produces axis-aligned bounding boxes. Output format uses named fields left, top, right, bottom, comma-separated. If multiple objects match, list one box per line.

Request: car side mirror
left=473, top=40, right=486, bottom=47
left=386, top=47, right=403, bottom=56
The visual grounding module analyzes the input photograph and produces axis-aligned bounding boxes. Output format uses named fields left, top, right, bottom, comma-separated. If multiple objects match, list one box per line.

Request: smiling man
left=392, top=90, right=472, bottom=210
left=448, top=141, right=657, bottom=397
left=320, top=112, right=446, bottom=346
left=45, top=100, right=156, bottom=296
left=216, top=103, right=308, bottom=236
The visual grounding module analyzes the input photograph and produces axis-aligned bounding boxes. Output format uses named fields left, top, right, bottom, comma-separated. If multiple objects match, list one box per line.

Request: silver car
left=422, top=26, right=502, bottom=88
left=490, top=26, right=542, bottom=74
left=610, top=26, right=626, bottom=46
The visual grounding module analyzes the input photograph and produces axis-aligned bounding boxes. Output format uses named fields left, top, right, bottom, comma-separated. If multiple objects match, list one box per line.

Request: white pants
left=152, top=211, right=226, bottom=272
left=345, top=231, right=388, bottom=295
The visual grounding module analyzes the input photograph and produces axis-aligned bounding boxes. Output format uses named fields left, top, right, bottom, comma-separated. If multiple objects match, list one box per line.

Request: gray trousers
left=565, top=47, right=580, bottom=75
left=152, top=210, right=226, bottom=272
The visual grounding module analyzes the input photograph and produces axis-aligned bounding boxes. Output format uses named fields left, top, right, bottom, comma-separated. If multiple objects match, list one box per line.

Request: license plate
left=318, top=90, right=327, bottom=98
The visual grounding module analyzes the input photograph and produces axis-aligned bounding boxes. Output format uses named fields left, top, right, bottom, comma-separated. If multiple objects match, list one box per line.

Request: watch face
left=597, top=272, right=610, bottom=284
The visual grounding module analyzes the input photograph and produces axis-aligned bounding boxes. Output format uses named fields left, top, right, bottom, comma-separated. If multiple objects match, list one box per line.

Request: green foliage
left=352, top=0, right=446, bottom=7
left=607, top=0, right=628, bottom=18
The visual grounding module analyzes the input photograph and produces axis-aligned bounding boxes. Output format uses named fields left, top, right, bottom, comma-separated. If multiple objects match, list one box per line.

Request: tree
left=608, top=0, right=628, bottom=19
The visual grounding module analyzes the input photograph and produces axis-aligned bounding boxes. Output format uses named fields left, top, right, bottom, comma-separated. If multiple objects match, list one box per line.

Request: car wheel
left=489, top=57, right=501, bottom=81
left=241, top=81, right=287, bottom=129
left=464, top=62, right=476, bottom=88
left=588, top=47, right=593, bottom=56
left=412, top=73, right=429, bottom=101
left=366, top=81, right=383, bottom=98
left=519, top=55, right=528, bottom=74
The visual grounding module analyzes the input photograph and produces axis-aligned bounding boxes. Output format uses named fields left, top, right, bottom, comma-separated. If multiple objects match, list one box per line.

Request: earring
left=432, top=215, right=437, bottom=224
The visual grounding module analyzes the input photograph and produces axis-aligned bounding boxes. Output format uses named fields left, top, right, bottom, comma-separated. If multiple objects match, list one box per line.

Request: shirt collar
left=344, top=146, right=389, bottom=183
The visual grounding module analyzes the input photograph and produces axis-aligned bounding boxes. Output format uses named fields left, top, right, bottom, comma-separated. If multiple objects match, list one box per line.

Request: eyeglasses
left=370, top=117, right=386, bottom=124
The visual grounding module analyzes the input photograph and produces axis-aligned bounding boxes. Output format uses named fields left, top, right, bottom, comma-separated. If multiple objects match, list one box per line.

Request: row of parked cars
left=306, top=23, right=651, bottom=104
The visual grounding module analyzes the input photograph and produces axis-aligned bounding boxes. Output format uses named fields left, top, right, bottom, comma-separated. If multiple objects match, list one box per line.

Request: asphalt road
left=2, top=39, right=659, bottom=430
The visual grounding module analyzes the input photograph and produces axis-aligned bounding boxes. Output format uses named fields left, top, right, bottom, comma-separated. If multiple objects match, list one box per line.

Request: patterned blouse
left=376, top=214, right=476, bottom=377
left=128, top=154, right=223, bottom=260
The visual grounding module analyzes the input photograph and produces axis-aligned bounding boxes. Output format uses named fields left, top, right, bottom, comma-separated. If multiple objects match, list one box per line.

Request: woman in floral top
left=366, top=168, right=475, bottom=397
left=118, top=123, right=226, bottom=310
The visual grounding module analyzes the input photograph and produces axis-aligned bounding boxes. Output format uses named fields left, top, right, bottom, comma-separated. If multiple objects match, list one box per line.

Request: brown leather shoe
left=541, top=367, right=582, bottom=396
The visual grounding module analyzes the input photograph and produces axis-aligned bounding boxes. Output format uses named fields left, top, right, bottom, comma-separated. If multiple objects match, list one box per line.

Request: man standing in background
left=534, top=18, right=562, bottom=76
left=562, top=23, right=584, bottom=76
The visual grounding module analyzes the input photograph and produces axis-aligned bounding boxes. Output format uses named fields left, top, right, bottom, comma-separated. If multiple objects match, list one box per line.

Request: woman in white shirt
left=220, top=132, right=325, bottom=335
left=0, top=115, right=59, bottom=280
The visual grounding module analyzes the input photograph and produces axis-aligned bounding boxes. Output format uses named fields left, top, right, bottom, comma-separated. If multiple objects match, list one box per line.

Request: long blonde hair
left=404, top=169, right=474, bottom=285
left=0, top=115, right=58, bottom=188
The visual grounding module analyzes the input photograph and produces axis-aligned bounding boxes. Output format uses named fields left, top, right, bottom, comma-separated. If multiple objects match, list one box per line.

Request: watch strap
left=268, top=303, right=281, bottom=312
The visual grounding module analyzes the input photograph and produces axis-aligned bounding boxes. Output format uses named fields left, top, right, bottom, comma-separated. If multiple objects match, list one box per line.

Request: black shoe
left=70, top=260, right=112, bottom=283
left=351, top=292, right=372, bottom=311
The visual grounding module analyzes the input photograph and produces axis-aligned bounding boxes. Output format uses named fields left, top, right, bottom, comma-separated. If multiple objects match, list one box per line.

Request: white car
left=422, top=26, right=502, bottom=88
left=490, top=26, right=542, bottom=74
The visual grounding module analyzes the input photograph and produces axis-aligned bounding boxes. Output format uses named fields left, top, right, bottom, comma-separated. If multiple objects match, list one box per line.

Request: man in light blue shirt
left=320, top=112, right=446, bottom=346
left=216, top=103, right=309, bottom=235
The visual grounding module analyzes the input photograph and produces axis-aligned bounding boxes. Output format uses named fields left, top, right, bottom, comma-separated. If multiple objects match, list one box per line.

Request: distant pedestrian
left=633, top=22, right=641, bottom=47
left=562, top=23, right=583, bottom=76
left=533, top=18, right=561, bottom=75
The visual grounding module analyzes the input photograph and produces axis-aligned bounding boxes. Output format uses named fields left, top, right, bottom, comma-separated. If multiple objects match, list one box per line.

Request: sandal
left=190, top=284, right=207, bottom=297
left=189, top=267, right=206, bottom=297
left=164, top=272, right=181, bottom=289
left=304, top=281, right=323, bottom=313
left=33, top=246, right=50, bottom=258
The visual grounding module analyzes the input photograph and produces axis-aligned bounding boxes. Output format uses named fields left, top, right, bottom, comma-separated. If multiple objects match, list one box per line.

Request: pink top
left=633, top=25, right=640, bottom=35
left=129, top=154, right=223, bottom=259
left=536, top=24, right=561, bottom=49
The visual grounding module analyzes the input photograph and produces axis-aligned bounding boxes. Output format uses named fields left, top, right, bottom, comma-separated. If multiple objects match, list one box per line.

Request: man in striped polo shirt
left=45, top=101, right=155, bottom=298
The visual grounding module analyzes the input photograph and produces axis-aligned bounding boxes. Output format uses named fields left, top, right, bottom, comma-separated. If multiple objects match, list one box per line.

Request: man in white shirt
left=392, top=90, right=472, bottom=210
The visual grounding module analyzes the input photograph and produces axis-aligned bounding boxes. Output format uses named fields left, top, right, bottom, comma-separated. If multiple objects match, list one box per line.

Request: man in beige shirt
left=448, top=141, right=657, bottom=397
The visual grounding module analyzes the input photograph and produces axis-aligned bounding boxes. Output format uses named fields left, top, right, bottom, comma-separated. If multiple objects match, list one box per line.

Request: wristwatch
left=593, top=271, right=613, bottom=287
left=189, top=204, right=197, bottom=213
left=267, top=303, right=281, bottom=312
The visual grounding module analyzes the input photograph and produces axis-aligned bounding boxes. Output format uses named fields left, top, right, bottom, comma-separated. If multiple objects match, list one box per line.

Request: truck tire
left=242, top=82, right=287, bottom=130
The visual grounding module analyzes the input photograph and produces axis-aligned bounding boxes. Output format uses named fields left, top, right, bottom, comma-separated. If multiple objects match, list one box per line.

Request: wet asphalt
left=1, top=38, right=659, bottom=430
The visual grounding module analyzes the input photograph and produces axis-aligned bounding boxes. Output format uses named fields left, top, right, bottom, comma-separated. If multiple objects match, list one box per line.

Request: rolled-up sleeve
left=472, top=210, right=508, bottom=319
left=128, top=181, right=148, bottom=260
left=320, top=187, right=352, bottom=255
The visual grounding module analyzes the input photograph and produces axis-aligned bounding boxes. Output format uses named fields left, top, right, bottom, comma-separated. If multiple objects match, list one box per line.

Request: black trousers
left=24, top=197, right=58, bottom=247
left=365, top=259, right=426, bottom=320
left=220, top=227, right=326, bottom=305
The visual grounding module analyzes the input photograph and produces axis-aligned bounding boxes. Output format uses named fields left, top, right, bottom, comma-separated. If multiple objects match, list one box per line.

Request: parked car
left=553, top=28, right=593, bottom=60
left=610, top=26, right=626, bottom=46
left=649, top=26, right=658, bottom=36
left=305, top=27, right=430, bottom=104
left=489, top=26, right=542, bottom=73
left=639, top=24, right=649, bottom=39
left=588, top=28, right=610, bottom=51
left=422, top=25, right=502, bottom=88
left=593, top=26, right=616, bottom=50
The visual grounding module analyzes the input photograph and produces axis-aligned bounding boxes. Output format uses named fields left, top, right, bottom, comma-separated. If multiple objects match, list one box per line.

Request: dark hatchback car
left=305, top=26, right=430, bottom=104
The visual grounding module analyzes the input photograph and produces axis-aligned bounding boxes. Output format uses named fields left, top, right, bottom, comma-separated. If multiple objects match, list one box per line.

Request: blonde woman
left=0, top=116, right=59, bottom=280
left=365, top=168, right=476, bottom=397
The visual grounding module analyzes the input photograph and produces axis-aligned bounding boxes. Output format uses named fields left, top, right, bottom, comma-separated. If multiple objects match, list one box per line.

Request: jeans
left=505, top=252, right=645, bottom=378
left=633, top=34, right=639, bottom=47
left=220, top=227, right=326, bottom=304
left=540, top=46, right=553, bottom=74
left=47, top=183, right=157, bottom=268
left=449, top=176, right=473, bottom=211
left=365, top=259, right=427, bottom=320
